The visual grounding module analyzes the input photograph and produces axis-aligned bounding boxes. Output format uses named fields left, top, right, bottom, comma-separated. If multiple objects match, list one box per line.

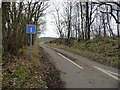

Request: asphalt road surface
left=40, top=44, right=120, bottom=88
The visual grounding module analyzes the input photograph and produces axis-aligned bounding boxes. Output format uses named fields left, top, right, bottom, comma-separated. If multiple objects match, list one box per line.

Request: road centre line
left=106, top=70, right=120, bottom=77
left=58, top=53, right=83, bottom=69
left=93, top=66, right=120, bottom=81
left=57, top=50, right=119, bottom=81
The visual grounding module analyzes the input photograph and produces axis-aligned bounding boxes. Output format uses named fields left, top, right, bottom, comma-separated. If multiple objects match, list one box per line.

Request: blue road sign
left=26, top=24, right=36, bottom=34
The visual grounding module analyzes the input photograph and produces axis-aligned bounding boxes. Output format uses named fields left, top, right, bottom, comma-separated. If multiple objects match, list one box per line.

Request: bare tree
left=52, top=0, right=120, bottom=44
left=2, top=1, right=49, bottom=54
left=52, top=2, right=64, bottom=38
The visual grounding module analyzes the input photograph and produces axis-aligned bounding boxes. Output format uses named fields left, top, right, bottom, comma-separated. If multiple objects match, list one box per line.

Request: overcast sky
left=0, top=0, right=118, bottom=38
left=39, top=0, right=63, bottom=38
left=39, top=0, right=118, bottom=38
left=39, top=0, right=82, bottom=38
left=39, top=13, right=59, bottom=38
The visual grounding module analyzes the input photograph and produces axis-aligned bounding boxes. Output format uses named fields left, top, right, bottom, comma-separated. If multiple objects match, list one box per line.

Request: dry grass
left=47, top=38, right=119, bottom=69
left=2, top=44, right=46, bottom=88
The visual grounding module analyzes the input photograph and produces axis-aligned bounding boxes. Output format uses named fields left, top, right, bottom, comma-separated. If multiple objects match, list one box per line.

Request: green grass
left=47, top=38, right=119, bottom=69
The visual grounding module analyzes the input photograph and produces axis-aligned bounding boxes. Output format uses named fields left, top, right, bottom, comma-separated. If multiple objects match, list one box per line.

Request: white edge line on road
left=58, top=53, right=83, bottom=69
left=93, top=66, right=120, bottom=81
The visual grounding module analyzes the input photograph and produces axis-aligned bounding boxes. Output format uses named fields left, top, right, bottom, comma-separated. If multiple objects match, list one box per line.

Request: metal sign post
left=26, top=24, right=36, bottom=60
left=30, top=27, right=33, bottom=59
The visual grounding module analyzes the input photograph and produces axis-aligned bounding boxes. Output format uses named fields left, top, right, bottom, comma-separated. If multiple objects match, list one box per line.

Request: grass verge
left=2, top=45, right=46, bottom=88
left=47, top=38, right=119, bottom=69
left=2, top=41, right=64, bottom=88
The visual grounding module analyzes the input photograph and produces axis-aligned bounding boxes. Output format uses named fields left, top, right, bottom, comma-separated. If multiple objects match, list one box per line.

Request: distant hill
left=39, top=37, right=57, bottom=42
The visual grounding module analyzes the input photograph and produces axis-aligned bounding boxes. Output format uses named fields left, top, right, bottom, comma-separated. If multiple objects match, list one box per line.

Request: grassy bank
left=47, top=38, right=119, bottom=69
left=2, top=44, right=46, bottom=88
left=2, top=39, right=64, bottom=88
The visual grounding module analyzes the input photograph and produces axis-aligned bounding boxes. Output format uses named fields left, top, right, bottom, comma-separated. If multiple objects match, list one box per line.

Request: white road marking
left=93, top=66, right=120, bottom=81
left=58, top=53, right=83, bottom=69
left=106, top=70, right=120, bottom=77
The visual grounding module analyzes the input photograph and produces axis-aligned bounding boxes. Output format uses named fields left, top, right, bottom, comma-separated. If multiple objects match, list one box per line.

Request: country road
left=40, top=44, right=119, bottom=88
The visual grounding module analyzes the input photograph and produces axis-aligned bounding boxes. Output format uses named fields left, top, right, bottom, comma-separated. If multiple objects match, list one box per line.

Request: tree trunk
left=67, top=2, right=72, bottom=39
left=77, top=3, right=80, bottom=42
left=85, top=2, right=90, bottom=40
left=102, top=13, right=106, bottom=37
left=117, top=7, right=120, bottom=37
left=80, top=2, right=84, bottom=40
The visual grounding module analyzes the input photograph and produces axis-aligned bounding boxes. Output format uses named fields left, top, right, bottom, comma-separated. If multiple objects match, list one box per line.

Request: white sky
left=0, top=0, right=118, bottom=38
left=39, top=13, right=59, bottom=38
left=39, top=0, right=64, bottom=38
left=39, top=0, right=118, bottom=38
